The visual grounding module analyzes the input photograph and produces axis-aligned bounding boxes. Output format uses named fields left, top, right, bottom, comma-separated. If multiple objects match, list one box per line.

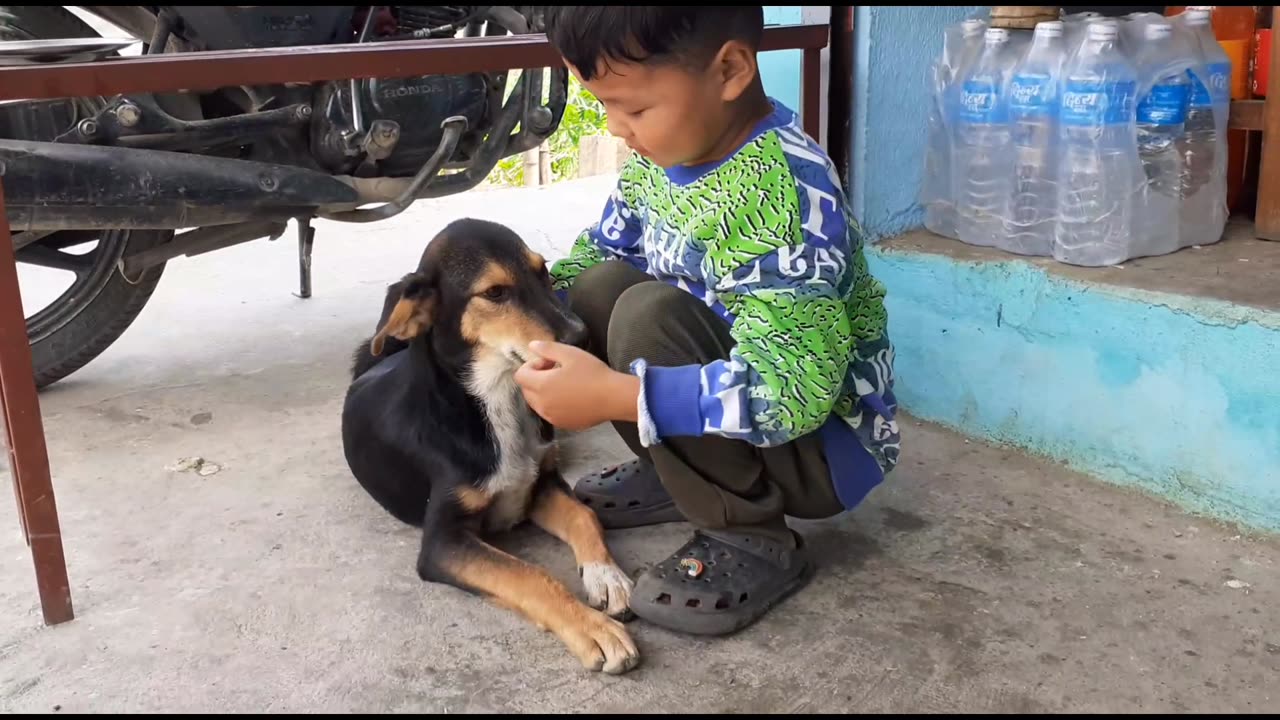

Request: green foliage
left=487, top=74, right=610, bottom=187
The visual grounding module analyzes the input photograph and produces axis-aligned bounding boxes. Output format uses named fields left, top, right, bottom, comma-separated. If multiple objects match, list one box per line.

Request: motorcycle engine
left=311, top=72, right=491, bottom=177
left=311, top=6, right=495, bottom=177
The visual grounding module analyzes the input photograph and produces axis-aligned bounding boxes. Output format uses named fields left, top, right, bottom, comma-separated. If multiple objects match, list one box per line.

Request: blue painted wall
left=868, top=246, right=1280, bottom=531
left=850, top=6, right=984, bottom=241
left=759, top=6, right=804, bottom=113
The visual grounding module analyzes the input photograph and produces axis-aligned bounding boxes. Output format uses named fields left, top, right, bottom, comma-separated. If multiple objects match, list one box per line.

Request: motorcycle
left=0, top=5, right=567, bottom=387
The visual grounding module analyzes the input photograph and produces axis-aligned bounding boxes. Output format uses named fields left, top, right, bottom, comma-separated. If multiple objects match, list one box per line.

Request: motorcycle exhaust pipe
left=118, top=220, right=289, bottom=279
left=0, top=139, right=359, bottom=231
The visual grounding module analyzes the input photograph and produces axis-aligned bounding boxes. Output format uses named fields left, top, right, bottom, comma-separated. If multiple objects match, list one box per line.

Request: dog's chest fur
left=466, top=355, right=552, bottom=532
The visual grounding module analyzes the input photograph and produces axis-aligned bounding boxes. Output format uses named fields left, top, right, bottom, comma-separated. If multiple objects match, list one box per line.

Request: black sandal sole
left=629, top=530, right=813, bottom=636
left=574, top=460, right=686, bottom=529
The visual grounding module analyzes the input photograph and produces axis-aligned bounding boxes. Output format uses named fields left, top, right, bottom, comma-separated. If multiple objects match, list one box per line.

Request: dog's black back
left=341, top=217, right=585, bottom=529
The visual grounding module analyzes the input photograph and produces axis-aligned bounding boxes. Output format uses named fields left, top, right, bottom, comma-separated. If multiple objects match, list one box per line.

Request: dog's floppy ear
left=370, top=272, right=436, bottom=356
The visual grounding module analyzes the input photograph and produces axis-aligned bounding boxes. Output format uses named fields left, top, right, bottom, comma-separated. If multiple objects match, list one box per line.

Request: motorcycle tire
left=2, top=5, right=172, bottom=389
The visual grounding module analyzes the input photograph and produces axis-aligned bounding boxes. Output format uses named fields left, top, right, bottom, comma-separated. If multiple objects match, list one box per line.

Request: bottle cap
left=1144, top=22, right=1173, bottom=40
left=961, top=19, right=985, bottom=36
left=984, top=28, right=1009, bottom=44
left=1186, top=9, right=1211, bottom=25
left=1035, top=21, right=1064, bottom=38
left=1087, top=22, right=1119, bottom=41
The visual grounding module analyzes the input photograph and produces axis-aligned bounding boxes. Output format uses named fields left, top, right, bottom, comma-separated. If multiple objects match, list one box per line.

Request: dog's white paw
left=581, top=562, right=634, bottom=620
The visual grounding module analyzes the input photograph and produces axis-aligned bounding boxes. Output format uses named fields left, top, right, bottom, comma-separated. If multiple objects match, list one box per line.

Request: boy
left=514, top=6, right=900, bottom=637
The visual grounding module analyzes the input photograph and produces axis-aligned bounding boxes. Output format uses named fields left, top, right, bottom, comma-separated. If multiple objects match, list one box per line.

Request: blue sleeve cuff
left=631, top=360, right=704, bottom=445
left=554, top=288, right=569, bottom=305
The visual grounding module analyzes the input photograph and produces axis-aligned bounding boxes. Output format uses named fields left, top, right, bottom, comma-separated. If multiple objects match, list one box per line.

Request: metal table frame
left=0, top=22, right=833, bottom=627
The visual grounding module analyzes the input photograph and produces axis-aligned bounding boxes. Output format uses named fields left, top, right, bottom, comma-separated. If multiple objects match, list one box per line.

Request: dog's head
left=370, top=218, right=587, bottom=372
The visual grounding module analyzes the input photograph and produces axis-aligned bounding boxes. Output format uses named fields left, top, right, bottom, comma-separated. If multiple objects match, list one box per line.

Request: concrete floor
left=2, top=177, right=1278, bottom=713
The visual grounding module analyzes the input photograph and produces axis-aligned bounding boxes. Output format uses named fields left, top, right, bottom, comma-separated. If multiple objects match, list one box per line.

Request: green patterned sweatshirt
left=552, top=101, right=900, bottom=508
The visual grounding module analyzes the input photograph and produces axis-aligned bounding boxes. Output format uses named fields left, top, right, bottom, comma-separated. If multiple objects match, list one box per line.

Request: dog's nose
left=560, top=318, right=589, bottom=349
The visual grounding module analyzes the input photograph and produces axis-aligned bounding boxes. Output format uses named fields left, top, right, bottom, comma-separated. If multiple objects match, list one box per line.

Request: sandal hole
left=686, top=599, right=701, bottom=608
left=656, top=593, right=671, bottom=605
left=739, top=592, right=749, bottom=603
left=715, top=596, right=731, bottom=610
left=627, top=500, right=640, bottom=507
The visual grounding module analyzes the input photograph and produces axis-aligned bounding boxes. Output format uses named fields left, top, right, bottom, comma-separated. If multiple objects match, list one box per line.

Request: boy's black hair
left=545, top=6, right=764, bottom=81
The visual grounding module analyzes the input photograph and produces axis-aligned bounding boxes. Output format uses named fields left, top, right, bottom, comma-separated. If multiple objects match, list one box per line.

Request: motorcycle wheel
left=2, top=6, right=172, bottom=389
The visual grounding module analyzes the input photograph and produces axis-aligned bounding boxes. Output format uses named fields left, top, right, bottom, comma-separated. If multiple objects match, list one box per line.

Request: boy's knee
left=605, top=282, right=698, bottom=372
left=566, top=261, right=650, bottom=320
left=565, top=262, right=652, bottom=359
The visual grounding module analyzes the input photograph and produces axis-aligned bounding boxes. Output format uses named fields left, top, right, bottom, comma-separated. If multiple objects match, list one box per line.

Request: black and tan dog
left=341, top=218, right=639, bottom=675
left=340, top=217, right=640, bottom=671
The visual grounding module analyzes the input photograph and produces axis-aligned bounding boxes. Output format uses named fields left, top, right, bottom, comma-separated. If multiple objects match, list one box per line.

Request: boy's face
left=567, top=42, right=758, bottom=169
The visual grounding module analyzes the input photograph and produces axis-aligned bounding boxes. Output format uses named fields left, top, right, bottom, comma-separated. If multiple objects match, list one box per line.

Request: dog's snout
left=559, top=316, right=589, bottom=349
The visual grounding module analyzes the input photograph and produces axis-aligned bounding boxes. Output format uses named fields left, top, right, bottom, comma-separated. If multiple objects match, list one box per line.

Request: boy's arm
left=550, top=165, right=648, bottom=293
left=632, top=168, right=864, bottom=448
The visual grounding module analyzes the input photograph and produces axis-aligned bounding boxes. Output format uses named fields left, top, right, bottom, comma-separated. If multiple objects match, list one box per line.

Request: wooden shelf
left=1230, top=99, right=1266, bottom=132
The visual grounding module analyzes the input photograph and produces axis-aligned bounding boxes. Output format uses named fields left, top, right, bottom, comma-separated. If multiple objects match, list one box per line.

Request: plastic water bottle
left=1178, top=8, right=1231, bottom=247
left=922, top=18, right=986, bottom=239
left=1002, top=20, right=1065, bottom=256
left=954, top=27, right=1013, bottom=248
left=1054, top=22, right=1141, bottom=266
left=1132, top=21, right=1189, bottom=255
left=1064, top=11, right=1102, bottom=50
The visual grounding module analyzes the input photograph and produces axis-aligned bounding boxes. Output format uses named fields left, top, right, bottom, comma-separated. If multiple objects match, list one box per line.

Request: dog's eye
left=481, top=286, right=508, bottom=302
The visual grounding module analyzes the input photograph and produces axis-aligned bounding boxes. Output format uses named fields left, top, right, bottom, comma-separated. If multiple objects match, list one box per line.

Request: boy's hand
left=514, top=341, right=640, bottom=429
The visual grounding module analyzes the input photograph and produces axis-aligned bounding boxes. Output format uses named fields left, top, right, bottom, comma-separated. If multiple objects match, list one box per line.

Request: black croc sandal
left=573, top=459, right=686, bottom=529
left=629, top=529, right=813, bottom=636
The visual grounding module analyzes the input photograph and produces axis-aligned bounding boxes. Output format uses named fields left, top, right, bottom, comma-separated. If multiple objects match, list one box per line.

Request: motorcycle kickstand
left=293, top=217, right=315, bottom=299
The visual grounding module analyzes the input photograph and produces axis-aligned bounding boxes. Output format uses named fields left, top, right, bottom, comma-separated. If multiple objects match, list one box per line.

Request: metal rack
left=0, top=22, right=832, bottom=627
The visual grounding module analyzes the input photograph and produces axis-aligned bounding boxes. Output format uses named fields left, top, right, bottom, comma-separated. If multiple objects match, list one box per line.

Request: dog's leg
left=417, top=527, right=640, bottom=675
left=529, top=471, right=634, bottom=620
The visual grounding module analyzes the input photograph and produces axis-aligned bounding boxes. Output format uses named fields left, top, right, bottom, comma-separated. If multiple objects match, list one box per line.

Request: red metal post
left=826, top=6, right=855, bottom=185
left=0, top=179, right=74, bottom=626
left=1256, top=6, right=1280, bottom=240
left=802, top=46, right=823, bottom=141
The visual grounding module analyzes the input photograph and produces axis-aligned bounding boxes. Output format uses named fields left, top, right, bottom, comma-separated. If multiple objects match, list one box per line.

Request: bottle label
left=1060, top=79, right=1136, bottom=127
left=959, top=78, right=1006, bottom=124
left=1188, top=61, right=1232, bottom=108
left=1008, top=72, right=1054, bottom=117
left=1136, top=81, right=1188, bottom=125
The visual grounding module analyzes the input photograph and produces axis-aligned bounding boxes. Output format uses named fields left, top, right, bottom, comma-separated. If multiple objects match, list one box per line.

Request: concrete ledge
left=867, top=226, right=1280, bottom=532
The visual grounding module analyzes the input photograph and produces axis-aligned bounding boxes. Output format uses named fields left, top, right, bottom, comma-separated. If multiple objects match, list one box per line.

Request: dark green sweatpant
left=566, top=261, right=844, bottom=543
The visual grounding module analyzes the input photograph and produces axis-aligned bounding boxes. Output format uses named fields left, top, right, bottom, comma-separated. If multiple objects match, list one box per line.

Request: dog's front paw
left=580, top=562, right=634, bottom=620
left=558, top=606, right=640, bottom=675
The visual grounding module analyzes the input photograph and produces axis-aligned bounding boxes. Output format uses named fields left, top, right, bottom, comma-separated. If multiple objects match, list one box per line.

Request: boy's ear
left=370, top=272, right=436, bottom=356
left=714, top=39, right=759, bottom=102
